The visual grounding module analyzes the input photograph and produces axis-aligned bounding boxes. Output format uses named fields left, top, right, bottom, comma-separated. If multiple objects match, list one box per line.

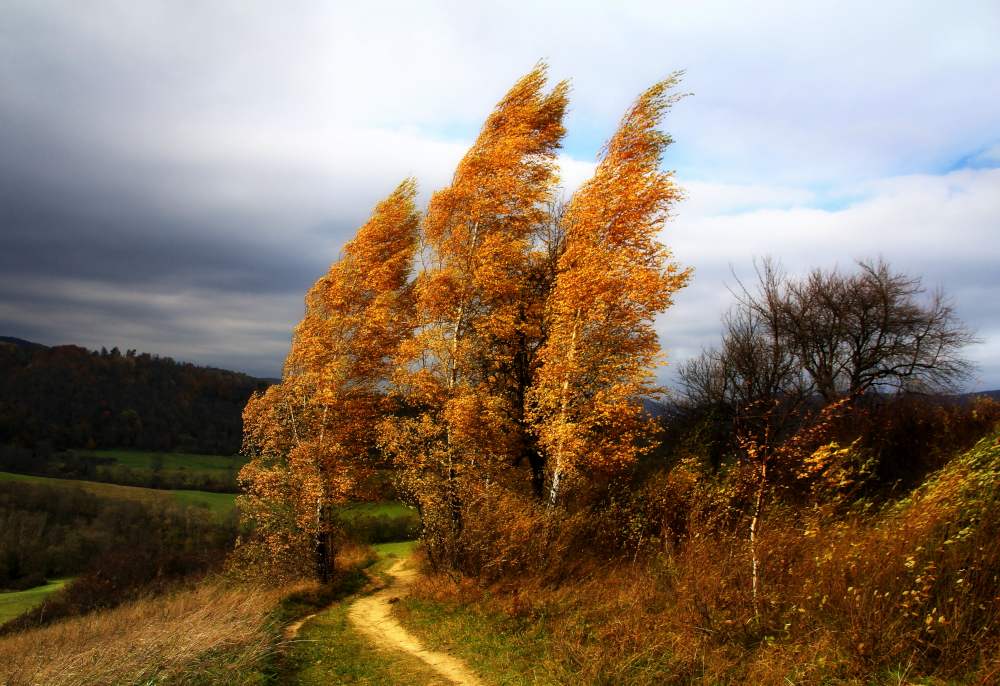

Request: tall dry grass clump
left=0, top=581, right=298, bottom=686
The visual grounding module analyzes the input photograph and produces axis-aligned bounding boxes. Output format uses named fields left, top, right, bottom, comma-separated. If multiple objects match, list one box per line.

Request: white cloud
left=658, top=167, right=1000, bottom=388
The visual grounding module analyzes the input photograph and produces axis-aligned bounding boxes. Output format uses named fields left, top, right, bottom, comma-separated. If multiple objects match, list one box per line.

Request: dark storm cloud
left=1, top=0, right=997, bottom=384
left=0, top=173, right=326, bottom=294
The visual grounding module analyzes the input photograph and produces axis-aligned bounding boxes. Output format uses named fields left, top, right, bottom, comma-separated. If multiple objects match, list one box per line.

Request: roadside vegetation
left=277, top=542, right=444, bottom=686
left=0, top=542, right=378, bottom=686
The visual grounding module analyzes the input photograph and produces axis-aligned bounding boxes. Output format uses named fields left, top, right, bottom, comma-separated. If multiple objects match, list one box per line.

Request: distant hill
left=0, top=341, right=272, bottom=455
left=965, top=390, right=1000, bottom=402
left=0, top=336, right=43, bottom=347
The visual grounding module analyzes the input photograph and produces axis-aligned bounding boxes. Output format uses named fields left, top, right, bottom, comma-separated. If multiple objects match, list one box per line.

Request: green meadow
left=0, top=470, right=413, bottom=520
left=336, top=501, right=415, bottom=519
left=0, top=579, right=71, bottom=625
left=88, top=449, right=246, bottom=476
left=0, top=471, right=237, bottom=515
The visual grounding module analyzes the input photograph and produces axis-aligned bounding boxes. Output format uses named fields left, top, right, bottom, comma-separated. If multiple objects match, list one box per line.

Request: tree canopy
left=238, top=63, right=690, bottom=578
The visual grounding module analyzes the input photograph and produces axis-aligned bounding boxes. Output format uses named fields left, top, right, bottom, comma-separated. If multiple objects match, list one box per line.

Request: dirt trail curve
left=348, top=559, right=484, bottom=686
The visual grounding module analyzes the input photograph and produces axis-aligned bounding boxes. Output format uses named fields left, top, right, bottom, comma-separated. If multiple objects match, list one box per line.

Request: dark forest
left=0, top=340, right=271, bottom=456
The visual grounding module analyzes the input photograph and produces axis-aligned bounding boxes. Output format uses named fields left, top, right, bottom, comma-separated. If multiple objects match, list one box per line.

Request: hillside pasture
left=0, top=470, right=416, bottom=523
left=0, top=579, right=70, bottom=625
left=336, top=501, right=415, bottom=519
left=89, top=449, right=246, bottom=477
left=0, top=471, right=238, bottom=516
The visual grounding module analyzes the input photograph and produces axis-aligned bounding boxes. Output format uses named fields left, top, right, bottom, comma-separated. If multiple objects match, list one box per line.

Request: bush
left=401, top=427, right=1000, bottom=683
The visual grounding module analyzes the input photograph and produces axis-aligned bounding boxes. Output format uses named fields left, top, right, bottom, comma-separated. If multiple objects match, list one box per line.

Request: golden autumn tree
left=236, top=180, right=420, bottom=582
left=379, top=64, right=570, bottom=567
left=236, top=64, right=691, bottom=578
left=528, top=76, right=691, bottom=510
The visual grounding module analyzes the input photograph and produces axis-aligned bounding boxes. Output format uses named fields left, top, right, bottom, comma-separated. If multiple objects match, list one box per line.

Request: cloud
left=0, top=0, right=997, bottom=386
left=658, top=167, right=1000, bottom=389
left=0, top=274, right=302, bottom=378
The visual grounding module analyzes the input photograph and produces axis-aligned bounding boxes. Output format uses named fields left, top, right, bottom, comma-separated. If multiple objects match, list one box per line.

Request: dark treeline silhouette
left=0, top=340, right=271, bottom=457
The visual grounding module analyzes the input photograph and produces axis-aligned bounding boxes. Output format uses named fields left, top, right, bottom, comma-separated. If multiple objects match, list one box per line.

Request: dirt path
left=348, top=559, right=484, bottom=686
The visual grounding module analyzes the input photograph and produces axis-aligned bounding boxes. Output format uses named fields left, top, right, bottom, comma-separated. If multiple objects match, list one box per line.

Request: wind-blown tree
left=528, top=77, right=691, bottom=509
left=238, top=65, right=692, bottom=577
left=237, top=180, right=420, bottom=582
left=380, top=65, right=570, bottom=568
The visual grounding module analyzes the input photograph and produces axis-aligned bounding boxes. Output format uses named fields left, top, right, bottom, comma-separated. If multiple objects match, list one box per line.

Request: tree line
left=0, top=342, right=271, bottom=457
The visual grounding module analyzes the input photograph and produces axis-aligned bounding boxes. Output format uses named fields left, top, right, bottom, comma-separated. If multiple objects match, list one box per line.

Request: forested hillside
left=0, top=480, right=237, bottom=595
left=0, top=341, right=270, bottom=455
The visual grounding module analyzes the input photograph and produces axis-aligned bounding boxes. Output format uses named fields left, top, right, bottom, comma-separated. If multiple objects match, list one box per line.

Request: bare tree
left=680, top=256, right=979, bottom=414
left=776, top=257, right=978, bottom=400
left=678, top=256, right=978, bottom=614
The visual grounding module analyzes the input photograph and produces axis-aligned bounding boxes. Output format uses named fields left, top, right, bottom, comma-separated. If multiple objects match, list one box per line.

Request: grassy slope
left=337, top=501, right=416, bottom=519
left=0, top=579, right=70, bottom=625
left=0, top=471, right=237, bottom=515
left=90, top=449, right=246, bottom=476
left=372, top=541, right=418, bottom=558
left=397, top=587, right=563, bottom=686
left=390, top=432, right=1000, bottom=686
left=0, top=581, right=287, bottom=686
left=0, top=470, right=413, bottom=519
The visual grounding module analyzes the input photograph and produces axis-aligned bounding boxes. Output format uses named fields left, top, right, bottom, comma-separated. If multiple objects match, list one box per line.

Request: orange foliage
left=528, top=77, right=691, bottom=508
left=239, top=63, right=691, bottom=576
left=381, top=64, right=571, bottom=567
left=237, top=180, right=420, bottom=581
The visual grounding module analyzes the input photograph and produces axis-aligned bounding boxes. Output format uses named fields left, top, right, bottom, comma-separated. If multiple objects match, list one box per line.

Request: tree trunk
left=749, top=462, right=767, bottom=618
left=315, top=499, right=329, bottom=584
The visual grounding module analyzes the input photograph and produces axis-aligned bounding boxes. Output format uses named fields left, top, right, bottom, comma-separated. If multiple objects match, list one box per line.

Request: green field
left=163, top=489, right=238, bottom=514
left=0, top=578, right=70, bottom=625
left=0, top=471, right=237, bottom=515
left=336, top=501, right=416, bottom=519
left=89, top=449, right=246, bottom=476
left=371, top=541, right=418, bottom=558
left=0, top=471, right=419, bottom=523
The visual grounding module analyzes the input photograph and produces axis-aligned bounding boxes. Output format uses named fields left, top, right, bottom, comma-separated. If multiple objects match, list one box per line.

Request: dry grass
left=399, top=430, right=1000, bottom=685
left=0, top=580, right=302, bottom=686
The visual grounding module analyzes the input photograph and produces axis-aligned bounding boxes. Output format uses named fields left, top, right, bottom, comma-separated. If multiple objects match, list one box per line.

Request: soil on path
left=348, top=558, right=484, bottom=686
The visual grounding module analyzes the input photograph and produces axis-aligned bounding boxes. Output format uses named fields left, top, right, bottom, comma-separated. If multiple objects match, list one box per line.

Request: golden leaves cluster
left=236, top=181, right=420, bottom=576
left=238, top=63, right=691, bottom=574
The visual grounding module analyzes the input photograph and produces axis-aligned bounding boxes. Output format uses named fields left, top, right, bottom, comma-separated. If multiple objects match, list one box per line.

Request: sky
left=1, top=0, right=998, bottom=389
